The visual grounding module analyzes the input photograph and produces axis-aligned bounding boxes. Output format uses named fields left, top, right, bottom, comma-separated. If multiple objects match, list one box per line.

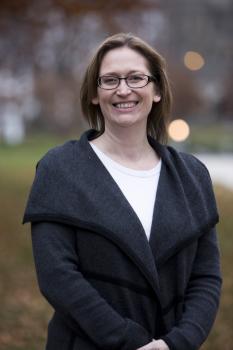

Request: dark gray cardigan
left=23, top=129, right=222, bottom=350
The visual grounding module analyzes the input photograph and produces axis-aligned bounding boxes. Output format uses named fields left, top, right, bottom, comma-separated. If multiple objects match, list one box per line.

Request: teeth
left=114, top=102, right=137, bottom=109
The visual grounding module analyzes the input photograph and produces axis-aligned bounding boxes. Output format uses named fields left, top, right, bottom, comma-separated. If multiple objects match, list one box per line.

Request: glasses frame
left=97, top=74, right=156, bottom=90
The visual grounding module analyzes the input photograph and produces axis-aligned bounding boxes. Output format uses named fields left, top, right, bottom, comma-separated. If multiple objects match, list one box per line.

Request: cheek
left=98, top=100, right=112, bottom=118
left=99, top=99, right=109, bottom=110
left=145, top=93, right=155, bottom=107
left=99, top=94, right=112, bottom=108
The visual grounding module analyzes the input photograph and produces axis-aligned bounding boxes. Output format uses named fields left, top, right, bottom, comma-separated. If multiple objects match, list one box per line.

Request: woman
left=23, top=33, right=222, bottom=350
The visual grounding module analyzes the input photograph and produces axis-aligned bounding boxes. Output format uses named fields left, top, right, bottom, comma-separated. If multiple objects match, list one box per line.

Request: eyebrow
left=100, top=70, right=148, bottom=76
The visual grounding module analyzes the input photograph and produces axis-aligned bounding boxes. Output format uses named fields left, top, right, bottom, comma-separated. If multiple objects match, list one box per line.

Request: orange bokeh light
left=168, top=119, right=190, bottom=142
left=184, top=51, right=205, bottom=71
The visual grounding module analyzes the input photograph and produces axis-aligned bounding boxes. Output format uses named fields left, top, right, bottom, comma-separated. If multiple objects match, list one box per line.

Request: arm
left=31, top=221, right=152, bottom=350
left=161, top=227, right=222, bottom=350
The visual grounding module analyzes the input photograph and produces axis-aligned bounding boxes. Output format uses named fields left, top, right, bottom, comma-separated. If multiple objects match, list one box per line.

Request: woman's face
left=92, top=47, right=161, bottom=131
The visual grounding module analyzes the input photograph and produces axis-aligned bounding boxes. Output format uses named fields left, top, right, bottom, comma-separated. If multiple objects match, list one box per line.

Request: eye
left=101, top=76, right=118, bottom=85
left=127, top=74, right=145, bottom=83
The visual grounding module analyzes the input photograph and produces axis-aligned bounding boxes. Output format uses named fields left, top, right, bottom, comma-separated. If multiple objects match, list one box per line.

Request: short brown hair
left=80, top=33, right=172, bottom=143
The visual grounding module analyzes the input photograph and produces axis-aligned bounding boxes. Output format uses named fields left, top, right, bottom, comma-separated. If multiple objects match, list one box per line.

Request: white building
left=0, top=69, right=39, bottom=144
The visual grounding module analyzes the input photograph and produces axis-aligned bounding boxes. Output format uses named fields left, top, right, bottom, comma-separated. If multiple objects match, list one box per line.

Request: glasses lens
left=98, top=74, right=152, bottom=89
left=127, top=74, right=149, bottom=88
left=99, top=76, right=119, bottom=89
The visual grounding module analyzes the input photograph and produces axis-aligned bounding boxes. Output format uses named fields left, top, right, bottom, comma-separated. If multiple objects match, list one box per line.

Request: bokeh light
left=168, top=119, right=190, bottom=142
left=184, top=51, right=205, bottom=71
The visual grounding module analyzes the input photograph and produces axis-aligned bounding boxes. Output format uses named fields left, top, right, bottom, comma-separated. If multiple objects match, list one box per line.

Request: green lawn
left=169, top=123, right=233, bottom=153
left=0, top=141, right=232, bottom=350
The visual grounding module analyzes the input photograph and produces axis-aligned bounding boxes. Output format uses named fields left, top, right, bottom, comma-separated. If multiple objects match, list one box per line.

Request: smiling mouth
left=112, top=101, right=139, bottom=109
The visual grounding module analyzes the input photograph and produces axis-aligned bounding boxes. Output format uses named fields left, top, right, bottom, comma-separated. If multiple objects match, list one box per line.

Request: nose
left=116, top=79, right=131, bottom=95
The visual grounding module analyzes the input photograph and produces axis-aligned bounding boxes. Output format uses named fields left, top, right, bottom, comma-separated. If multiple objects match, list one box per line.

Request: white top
left=90, top=142, right=162, bottom=240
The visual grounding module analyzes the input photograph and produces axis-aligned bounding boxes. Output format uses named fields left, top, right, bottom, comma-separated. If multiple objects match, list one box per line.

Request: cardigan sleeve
left=31, top=221, right=152, bottom=350
left=161, top=226, right=222, bottom=350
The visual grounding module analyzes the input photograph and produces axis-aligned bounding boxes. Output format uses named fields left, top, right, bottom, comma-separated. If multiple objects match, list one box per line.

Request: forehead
left=99, top=47, right=150, bottom=75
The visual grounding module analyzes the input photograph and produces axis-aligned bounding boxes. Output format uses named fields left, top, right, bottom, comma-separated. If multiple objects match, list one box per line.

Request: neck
left=91, top=123, right=157, bottom=166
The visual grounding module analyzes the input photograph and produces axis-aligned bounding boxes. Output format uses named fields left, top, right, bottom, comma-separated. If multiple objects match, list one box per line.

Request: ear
left=92, top=96, right=99, bottom=105
left=153, top=94, right=161, bottom=103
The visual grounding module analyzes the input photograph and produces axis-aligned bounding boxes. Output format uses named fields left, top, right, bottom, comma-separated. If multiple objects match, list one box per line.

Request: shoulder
left=36, top=129, right=102, bottom=176
left=180, top=151, right=211, bottom=180
left=162, top=145, right=219, bottom=223
left=163, top=144, right=212, bottom=183
left=37, top=140, right=80, bottom=172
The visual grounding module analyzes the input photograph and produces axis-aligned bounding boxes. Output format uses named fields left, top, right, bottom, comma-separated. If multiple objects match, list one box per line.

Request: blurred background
left=0, top=0, right=232, bottom=349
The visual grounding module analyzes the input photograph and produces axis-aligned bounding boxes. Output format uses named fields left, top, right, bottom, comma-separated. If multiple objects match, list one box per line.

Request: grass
left=0, top=139, right=232, bottom=349
left=183, top=123, right=233, bottom=153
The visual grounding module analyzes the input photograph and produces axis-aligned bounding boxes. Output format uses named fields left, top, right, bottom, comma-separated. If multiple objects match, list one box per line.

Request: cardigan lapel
left=148, top=138, right=219, bottom=267
left=75, top=131, right=162, bottom=300
left=148, top=160, right=194, bottom=267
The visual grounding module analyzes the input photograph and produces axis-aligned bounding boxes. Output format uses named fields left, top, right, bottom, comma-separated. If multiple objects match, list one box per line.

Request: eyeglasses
left=97, top=74, right=155, bottom=90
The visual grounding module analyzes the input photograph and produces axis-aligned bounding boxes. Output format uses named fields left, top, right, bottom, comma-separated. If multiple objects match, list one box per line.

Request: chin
left=115, top=115, right=137, bottom=124
left=114, top=118, right=144, bottom=129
